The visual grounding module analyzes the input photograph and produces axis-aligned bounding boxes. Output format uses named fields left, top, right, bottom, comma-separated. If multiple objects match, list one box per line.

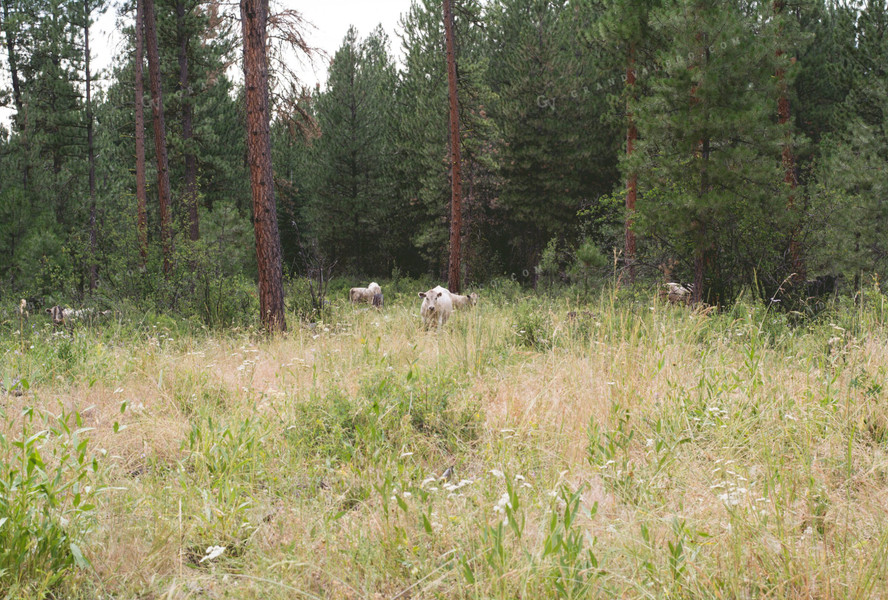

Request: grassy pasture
left=3, top=284, right=888, bottom=598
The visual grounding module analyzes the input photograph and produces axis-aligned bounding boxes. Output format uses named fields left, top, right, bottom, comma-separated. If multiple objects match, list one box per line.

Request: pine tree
left=82, top=0, right=100, bottom=290
left=443, top=0, right=463, bottom=293
left=0, top=0, right=101, bottom=292
left=153, top=0, right=238, bottom=244
left=395, top=0, right=497, bottom=279
left=394, top=0, right=453, bottom=277
left=134, top=0, right=149, bottom=264
left=305, top=26, right=398, bottom=274
left=487, top=0, right=619, bottom=274
left=596, top=0, right=662, bottom=282
left=635, top=0, right=788, bottom=302
left=241, top=0, right=286, bottom=332
left=142, top=0, right=174, bottom=275
left=175, top=0, right=199, bottom=241
left=808, top=0, right=888, bottom=283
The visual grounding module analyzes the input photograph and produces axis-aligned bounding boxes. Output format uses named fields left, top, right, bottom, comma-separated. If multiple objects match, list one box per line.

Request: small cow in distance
left=661, top=282, right=693, bottom=305
left=418, top=286, right=454, bottom=329
left=47, top=306, right=112, bottom=326
left=350, top=282, right=383, bottom=306
left=450, top=292, right=479, bottom=310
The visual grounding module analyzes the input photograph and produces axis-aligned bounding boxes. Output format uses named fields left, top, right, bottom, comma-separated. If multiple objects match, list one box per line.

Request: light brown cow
left=349, top=282, right=383, bottom=305
left=46, top=306, right=112, bottom=326
left=661, top=282, right=692, bottom=304
left=450, top=292, right=479, bottom=310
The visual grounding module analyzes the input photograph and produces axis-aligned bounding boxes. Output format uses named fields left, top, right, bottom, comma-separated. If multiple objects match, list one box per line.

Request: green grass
left=3, top=283, right=888, bottom=598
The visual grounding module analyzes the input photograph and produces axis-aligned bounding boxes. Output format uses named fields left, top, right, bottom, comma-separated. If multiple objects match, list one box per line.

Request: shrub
left=0, top=403, right=104, bottom=595
left=287, top=370, right=481, bottom=464
left=569, top=239, right=609, bottom=291
left=513, top=301, right=554, bottom=350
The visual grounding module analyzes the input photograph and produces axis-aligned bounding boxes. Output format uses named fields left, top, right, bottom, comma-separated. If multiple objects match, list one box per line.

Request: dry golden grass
left=4, top=288, right=888, bottom=598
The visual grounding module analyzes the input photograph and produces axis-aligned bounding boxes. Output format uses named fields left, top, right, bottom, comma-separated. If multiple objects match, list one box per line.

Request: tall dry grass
left=2, top=285, right=888, bottom=598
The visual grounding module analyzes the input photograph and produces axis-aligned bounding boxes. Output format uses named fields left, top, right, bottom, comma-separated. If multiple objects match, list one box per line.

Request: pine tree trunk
left=85, top=1, right=98, bottom=291
left=240, top=0, right=287, bottom=332
left=134, top=0, right=149, bottom=265
left=625, top=44, right=637, bottom=284
left=774, top=0, right=804, bottom=282
left=177, top=0, right=199, bottom=242
left=142, top=0, right=174, bottom=275
left=443, top=0, right=462, bottom=293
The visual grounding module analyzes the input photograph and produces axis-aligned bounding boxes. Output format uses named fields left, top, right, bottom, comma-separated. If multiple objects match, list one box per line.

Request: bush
left=513, top=301, right=554, bottom=350
left=287, top=370, right=481, bottom=463
left=0, top=404, right=104, bottom=595
left=569, top=239, right=609, bottom=291
left=535, top=238, right=562, bottom=289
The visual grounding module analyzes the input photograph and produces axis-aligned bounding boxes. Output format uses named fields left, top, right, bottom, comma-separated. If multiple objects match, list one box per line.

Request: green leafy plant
left=542, top=485, right=600, bottom=598
left=0, top=404, right=104, bottom=594
left=514, top=302, right=554, bottom=350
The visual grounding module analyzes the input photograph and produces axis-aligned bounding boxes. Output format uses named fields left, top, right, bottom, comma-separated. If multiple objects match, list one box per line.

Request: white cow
left=450, top=292, right=479, bottom=310
left=418, top=286, right=453, bottom=329
left=349, top=282, right=383, bottom=305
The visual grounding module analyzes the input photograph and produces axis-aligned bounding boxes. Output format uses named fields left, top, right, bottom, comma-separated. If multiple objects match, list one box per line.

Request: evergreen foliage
left=0, top=0, right=886, bottom=311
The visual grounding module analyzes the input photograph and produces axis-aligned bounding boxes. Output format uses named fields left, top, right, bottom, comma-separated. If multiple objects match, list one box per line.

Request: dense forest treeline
left=1, top=0, right=886, bottom=317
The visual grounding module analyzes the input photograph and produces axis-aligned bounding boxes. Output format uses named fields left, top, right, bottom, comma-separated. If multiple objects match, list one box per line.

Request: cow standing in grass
left=350, top=282, right=382, bottom=305
left=46, top=306, right=112, bottom=326
left=419, top=286, right=454, bottom=329
left=450, top=292, right=478, bottom=310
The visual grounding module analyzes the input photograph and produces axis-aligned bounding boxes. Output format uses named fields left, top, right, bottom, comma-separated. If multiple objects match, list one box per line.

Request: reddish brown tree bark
left=142, top=0, right=174, bottom=275
left=625, top=44, right=638, bottom=284
left=774, top=0, right=804, bottom=282
left=85, top=0, right=98, bottom=291
left=240, top=0, right=287, bottom=332
left=134, top=0, right=148, bottom=265
left=177, top=0, right=199, bottom=242
left=443, top=0, right=462, bottom=293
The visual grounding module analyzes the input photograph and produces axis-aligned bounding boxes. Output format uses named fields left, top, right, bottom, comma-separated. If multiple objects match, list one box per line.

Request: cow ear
left=436, top=292, right=442, bottom=298
left=45, top=308, right=52, bottom=314
left=418, top=292, right=426, bottom=298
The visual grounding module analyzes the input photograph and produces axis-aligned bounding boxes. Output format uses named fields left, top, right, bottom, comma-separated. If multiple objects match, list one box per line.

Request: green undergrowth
left=3, top=284, right=888, bottom=597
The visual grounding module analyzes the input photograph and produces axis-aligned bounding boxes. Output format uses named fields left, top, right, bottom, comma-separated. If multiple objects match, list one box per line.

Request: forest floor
left=3, top=285, right=888, bottom=598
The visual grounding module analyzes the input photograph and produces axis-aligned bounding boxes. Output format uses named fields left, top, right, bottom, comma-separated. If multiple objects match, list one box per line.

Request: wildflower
left=493, top=492, right=511, bottom=514
left=199, top=546, right=226, bottom=563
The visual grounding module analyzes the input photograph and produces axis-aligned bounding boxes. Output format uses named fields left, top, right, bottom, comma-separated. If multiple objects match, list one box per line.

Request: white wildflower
left=199, top=546, right=226, bottom=563
left=493, top=492, right=512, bottom=514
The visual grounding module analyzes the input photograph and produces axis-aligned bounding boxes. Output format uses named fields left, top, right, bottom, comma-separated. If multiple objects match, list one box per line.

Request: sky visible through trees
left=1, top=0, right=887, bottom=319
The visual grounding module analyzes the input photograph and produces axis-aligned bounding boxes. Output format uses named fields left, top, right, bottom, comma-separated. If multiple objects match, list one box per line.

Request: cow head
left=46, top=305, right=66, bottom=326
left=419, top=289, right=445, bottom=317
